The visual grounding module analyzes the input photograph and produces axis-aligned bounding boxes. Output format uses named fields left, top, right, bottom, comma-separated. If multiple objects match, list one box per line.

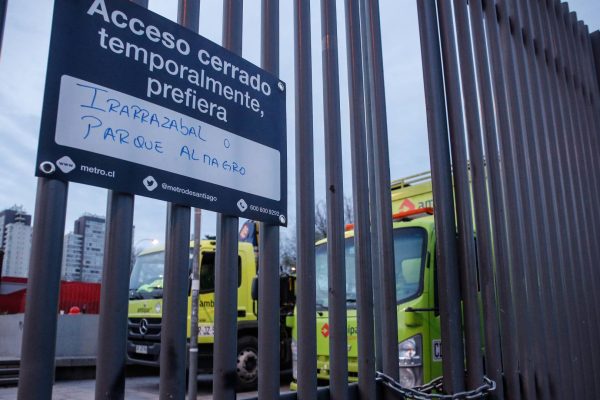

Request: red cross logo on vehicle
left=321, top=323, right=330, bottom=338
left=399, top=199, right=416, bottom=212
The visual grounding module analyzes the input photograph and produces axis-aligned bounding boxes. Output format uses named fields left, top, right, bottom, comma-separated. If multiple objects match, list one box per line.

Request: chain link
left=376, top=371, right=496, bottom=400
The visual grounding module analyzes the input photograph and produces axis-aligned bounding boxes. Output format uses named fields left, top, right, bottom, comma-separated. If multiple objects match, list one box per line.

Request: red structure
left=0, top=277, right=101, bottom=314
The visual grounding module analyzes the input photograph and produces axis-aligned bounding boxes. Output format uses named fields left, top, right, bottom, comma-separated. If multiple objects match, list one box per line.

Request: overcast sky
left=0, top=0, right=599, bottom=250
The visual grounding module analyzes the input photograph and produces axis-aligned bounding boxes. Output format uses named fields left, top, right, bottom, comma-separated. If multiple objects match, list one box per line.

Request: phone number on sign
left=249, top=205, right=279, bottom=216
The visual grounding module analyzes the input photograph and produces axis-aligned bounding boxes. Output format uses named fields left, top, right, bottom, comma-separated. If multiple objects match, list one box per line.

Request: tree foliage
left=314, top=196, right=354, bottom=241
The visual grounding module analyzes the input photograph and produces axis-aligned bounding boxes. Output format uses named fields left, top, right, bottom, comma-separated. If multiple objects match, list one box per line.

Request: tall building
left=61, top=214, right=106, bottom=283
left=1, top=206, right=33, bottom=278
left=0, top=206, right=32, bottom=249
left=61, top=233, right=83, bottom=281
left=2, top=223, right=33, bottom=278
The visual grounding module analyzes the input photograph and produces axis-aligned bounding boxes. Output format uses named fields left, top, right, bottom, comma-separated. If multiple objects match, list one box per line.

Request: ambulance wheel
left=236, top=335, right=259, bottom=391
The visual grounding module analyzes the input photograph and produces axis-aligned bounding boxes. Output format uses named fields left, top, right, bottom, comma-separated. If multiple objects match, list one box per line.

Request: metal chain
left=376, top=372, right=496, bottom=400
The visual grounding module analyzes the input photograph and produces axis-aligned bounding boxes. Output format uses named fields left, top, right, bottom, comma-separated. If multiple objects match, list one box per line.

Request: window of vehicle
left=314, top=227, right=427, bottom=309
left=197, top=252, right=242, bottom=293
left=129, top=251, right=165, bottom=300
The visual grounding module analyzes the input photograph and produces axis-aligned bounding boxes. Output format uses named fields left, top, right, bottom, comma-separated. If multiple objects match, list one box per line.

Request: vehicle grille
left=128, top=318, right=161, bottom=341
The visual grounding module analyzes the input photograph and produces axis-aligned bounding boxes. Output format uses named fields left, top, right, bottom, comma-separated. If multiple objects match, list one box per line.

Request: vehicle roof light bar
left=345, top=207, right=434, bottom=231
left=392, top=207, right=434, bottom=221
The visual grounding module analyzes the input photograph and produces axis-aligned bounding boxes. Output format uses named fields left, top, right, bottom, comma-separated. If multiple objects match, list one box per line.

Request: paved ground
left=0, top=375, right=292, bottom=399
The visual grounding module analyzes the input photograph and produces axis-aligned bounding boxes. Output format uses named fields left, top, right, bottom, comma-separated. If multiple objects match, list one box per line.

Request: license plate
left=135, top=345, right=148, bottom=354
left=198, top=323, right=215, bottom=337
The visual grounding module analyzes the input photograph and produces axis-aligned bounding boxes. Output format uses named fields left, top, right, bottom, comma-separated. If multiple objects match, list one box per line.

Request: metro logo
left=398, top=199, right=416, bottom=212
left=321, top=323, right=330, bottom=338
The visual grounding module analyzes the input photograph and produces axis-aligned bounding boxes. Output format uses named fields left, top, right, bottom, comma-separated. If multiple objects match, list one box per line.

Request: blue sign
left=36, top=0, right=287, bottom=225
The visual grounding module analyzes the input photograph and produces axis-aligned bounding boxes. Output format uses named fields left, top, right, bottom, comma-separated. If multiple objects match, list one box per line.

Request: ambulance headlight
left=399, top=367, right=417, bottom=388
left=398, top=335, right=423, bottom=388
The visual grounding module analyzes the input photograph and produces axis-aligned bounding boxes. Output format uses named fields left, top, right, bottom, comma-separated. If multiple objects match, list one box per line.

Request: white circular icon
left=39, top=161, right=56, bottom=174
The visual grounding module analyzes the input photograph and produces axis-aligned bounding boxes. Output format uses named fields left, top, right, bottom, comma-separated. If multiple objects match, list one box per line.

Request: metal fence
left=7, top=0, right=600, bottom=399
left=417, top=1, right=600, bottom=399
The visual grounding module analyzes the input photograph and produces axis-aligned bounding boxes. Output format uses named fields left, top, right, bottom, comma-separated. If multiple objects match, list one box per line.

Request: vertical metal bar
left=188, top=208, right=201, bottom=400
left=257, top=225, right=280, bottom=399
left=494, top=1, right=541, bottom=397
left=17, top=179, right=68, bottom=400
left=528, top=0, right=571, bottom=395
left=451, top=0, right=499, bottom=393
left=582, top=26, right=600, bottom=390
left=581, top=28, right=600, bottom=322
left=363, top=0, right=398, bottom=381
left=358, top=0, right=383, bottom=373
left=320, top=0, right=349, bottom=398
left=435, top=0, right=483, bottom=391
left=178, top=0, right=200, bottom=32
left=561, top=10, right=600, bottom=392
left=574, top=20, right=600, bottom=392
left=0, top=0, right=7, bottom=58
left=158, top=2, right=198, bottom=398
left=553, top=5, right=597, bottom=397
left=258, top=1, right=280, bottom=398
left=95, top=1, right=153, bottom=397
left=508, top=1, right=558, bottom=396
left=479, top=3, right=522, bottom=398
left=95, top=192, right=134, bottom=400
left=415, top=1, right=465, bottom=393
left=527, top=1, right=576, bottom=397
left=581, top=27, right=600, bottom=225
left=537, top=2, right=586, bottom=397
left=469, top=2, right=518, bottom=398
left=568, top=21, right=599, bottom=393
left=582, top=31, right=600, bottom=372
left=158, top=204, right=191, bottom=400
left=294, top=0, right=317, bottom=397
left=213, top=215, right=239, bottom=399
left=213, top=2, right=242, bottom=399
left=584, top=28, right=600, bottom=257
left=592, top=32, right=600, bottom=86
left=344, top=0, right=376, bottom=397
left=501, top=3, right=551, bottom=396
left=551, top=2, right=590, bottom=397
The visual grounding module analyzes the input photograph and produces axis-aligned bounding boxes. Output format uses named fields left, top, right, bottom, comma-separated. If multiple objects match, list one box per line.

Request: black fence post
left=575, top=21, right=600, bottom=392
left=538, top=2, right=587, bottom=397
left=452, top=0, right=500, bottom=393
left=496, top=1, right=543, bottom=397
left=507, top=0, right=555, bottom=396
left=258, top=0, right=281, bottom=398
left=158, top=204, right=191, bottom=400
left=212, top=2, right=242, bottom=399
left=321, top=0, right=349, bottom=398
left=94, top=1, right=152, bottom=398
left=435, top=0, right=483, bottom=391
left=294, top=0, right=318, bottom=397
left=526, top=1, right=576, bottom=397
left=17, top=179, right=68, bottom=400
left=0, top=0, right=7, bottom=58
left=415, top=1, right=465, bottom=394
left=156, top=0, right=199, bottom=397
left=94, top=192, right=134, bottom=400
left=363, top=0, right=398, bottom=383
left=592, top=32, right=600, bottom=86
left=561, top=9, right=600, bottom=393
left=480, top=3, right=523, bottom=397
left=344, top=0, right=376, bottom=397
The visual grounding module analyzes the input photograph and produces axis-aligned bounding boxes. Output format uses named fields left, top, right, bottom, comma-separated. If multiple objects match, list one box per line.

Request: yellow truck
left=290, top=171, right=442, bottom=388
left=127, top=221, right=295, bottom=390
